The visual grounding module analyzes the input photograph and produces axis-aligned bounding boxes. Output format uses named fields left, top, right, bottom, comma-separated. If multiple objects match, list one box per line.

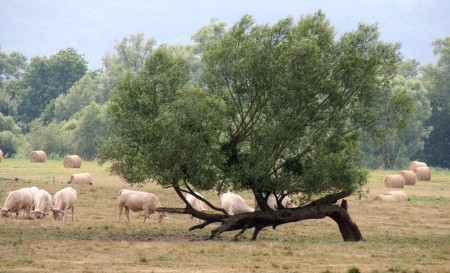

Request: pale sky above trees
left=1, top=0, right=449, bottom=69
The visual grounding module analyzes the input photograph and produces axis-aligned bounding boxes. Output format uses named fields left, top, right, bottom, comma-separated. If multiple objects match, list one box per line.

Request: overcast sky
left=1, top=0, right=449, bottom=69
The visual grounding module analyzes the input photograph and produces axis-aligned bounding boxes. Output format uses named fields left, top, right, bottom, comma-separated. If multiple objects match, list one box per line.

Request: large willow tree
left=100, top=11, right=407, bottom=241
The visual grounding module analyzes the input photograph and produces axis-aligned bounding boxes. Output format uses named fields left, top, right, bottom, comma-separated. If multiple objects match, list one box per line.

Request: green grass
left=0, top=159, right=449, bottom=272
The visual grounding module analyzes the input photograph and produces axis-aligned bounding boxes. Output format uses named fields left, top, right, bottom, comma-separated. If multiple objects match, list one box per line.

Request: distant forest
left=1, top=18, right=449, bottom=169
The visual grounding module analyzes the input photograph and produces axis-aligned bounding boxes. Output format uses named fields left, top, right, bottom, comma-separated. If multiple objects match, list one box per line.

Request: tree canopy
left=16, top=48, right=87, bottom=125
left=420, top=37, right=450, bottom=168
left=99, top=11, right=408, bottom=241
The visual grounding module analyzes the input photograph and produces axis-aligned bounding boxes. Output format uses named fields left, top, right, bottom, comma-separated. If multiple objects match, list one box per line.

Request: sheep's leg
left=118, top=207, right=123, bottom=222
left=143, top=209, right=150, bottom=223
left=62, top=208, right=67, bottom=222
left=125, top=208, right=131, bottom=223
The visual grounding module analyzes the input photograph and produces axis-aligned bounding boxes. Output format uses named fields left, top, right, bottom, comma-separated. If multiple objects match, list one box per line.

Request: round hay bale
left=383, top=174, right=405, bottom=188
left=414, top=166, right=431, bottom=181
left=29, top=150, right=47, bottom=162
left=373, top=195, right=397, bottom=201
left=410, top=161, right=427, bottom=171
left=63, top=155, right=82, bottom=168
left=373, top=190, right=409, bottom=202
left=398, top=170, right=417, bottom=185
left=0, top=149, right=3, bottom=162
left=68, top=173, right=92, bottom=185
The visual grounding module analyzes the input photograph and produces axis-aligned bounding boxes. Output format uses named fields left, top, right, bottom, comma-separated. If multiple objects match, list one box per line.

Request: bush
left=346, top=267, right=361, bottom=273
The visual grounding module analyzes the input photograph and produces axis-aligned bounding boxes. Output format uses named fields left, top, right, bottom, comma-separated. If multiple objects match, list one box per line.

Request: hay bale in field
left=29, top=150, right=47, bottom=162
left=383, top=174, right=405, bottom=188
left=414, top=166, right=432, bottom=181
left=373, top=190, right=409, bottom=202
left=68, top=173, right=92, bottom=185
left=0, top=149, right=3, bottom=162
left=398, top=170, right=417, bottom=185
left=63, top=155, right=82, bottom=168
left=410, top=161, right=427, bottom=171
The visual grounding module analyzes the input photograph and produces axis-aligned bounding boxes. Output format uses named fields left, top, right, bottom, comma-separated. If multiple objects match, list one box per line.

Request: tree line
left=1, top=16, right=449, bottom=170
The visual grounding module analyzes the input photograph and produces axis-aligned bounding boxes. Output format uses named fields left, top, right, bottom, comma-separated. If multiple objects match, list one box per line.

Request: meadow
left=0, top=159, right=449, bottom=273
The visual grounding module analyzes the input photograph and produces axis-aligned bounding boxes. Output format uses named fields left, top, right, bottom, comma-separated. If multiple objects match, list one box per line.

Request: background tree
left=420, top=37, right=450, bottom=168
left=16, top=48, right=87, bottom=126
left=101, top=12, right=408, bottom=242
left=71, top=102, right=108, bottom=160
left=0, top=46, right=27, bottom=83
left=361, top=61, right=431, bottom=169
left=0, top=112, right=22, bottom=156
left=51, top=71, right=107, bottom=122
left=23, top=120, right=73, bottom=159
left=189, top=18, right=227, bottom=82
left=102, top=33, right=156, bottom=93
left=0, top=47, right=27, bottom=118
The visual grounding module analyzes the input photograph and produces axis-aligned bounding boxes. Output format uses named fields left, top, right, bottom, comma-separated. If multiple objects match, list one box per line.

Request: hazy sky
left=1, top=0, right=449, bottom=69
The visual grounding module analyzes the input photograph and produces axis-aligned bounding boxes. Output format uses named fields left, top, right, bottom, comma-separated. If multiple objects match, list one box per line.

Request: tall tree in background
left=16, top=48, right=87, bottom=126
left=72, top=102, right=108, bottom=160
left=101, top=12, right=407, bottom=241
left=361, top=60, right=431, bottom=169
left=51, top=71, right=107, bottom=122
left=420, top=37, right=450, bottom=168
left=102, top=33, right=156, bottom=92
left=0, top=46, right=27, bottom=82
left=189, top=18, right=227, bottom=82
left=0, top=47, right=27, bottom=117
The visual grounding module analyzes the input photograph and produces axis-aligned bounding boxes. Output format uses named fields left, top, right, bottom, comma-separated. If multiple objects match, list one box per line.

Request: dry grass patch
left=0, top=159, right=449, bottom=272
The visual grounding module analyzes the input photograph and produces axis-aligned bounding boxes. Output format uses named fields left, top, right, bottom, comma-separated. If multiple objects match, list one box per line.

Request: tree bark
left=158, top=203, right=363, bottom=242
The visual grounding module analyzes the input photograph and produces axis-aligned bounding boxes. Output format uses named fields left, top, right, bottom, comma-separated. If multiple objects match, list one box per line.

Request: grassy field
left=0, top=158, right=449, bottom=273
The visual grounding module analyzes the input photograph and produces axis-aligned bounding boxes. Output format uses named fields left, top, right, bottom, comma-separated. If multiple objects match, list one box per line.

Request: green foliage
left=202, top=11, right=399, bottom=199
left=0, top=131, right=20, bottom=156
left=23, top=120, right=73, bottom=158
left=100, top=46, right=194, bottom=185
left=346, top=267, right=361, bottom=273
left=52, top=72, right=108, bottom=122
left=0, top=112, right=20, bottom=133
left=101, top=11, right=401, bottom=204
left=362, top=70, right=431, bottom=169
left=0, top=112, right=22, bottom=155
left=420, top=36, right=450, bottom=168
left=0, top=46, right=26, bottom=116
left=0, top=47, right=27, bottom=82
left=16, top=48, right=87, bottom=125
left=102, top=33, right=156, bottom=93
left=191, top=18, right=226, bottom=56
left=72, top=102, right=108, bottom=160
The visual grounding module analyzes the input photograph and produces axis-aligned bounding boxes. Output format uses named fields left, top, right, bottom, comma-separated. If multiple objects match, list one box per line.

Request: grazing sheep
left=220, top=192, right=254, bottom=215
left=32, top=189, right=53, bottom=220
left=186, top=192, right=207, bottom=223
left=51, top=187, right=77, bottom=222
left=118, top=189, right=166, bottom=223
left=1, top=189, right=33, bottom=218
left=254, top=194, right=296, bottom=211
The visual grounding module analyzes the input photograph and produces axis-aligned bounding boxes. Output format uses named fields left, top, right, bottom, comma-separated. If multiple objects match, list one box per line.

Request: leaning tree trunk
left=157, top=190, right=363, bottom=241
left=209, top=204, right=363, bottom=241
left=159, top=203, right=363, bottom=242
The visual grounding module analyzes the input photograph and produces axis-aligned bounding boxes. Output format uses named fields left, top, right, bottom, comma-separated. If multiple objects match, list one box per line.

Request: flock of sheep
left=0, top=183, right=297, bottom=223
left=1, top=186, right=76, bottom=221
left=1, top=150, right=432, bottom=222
